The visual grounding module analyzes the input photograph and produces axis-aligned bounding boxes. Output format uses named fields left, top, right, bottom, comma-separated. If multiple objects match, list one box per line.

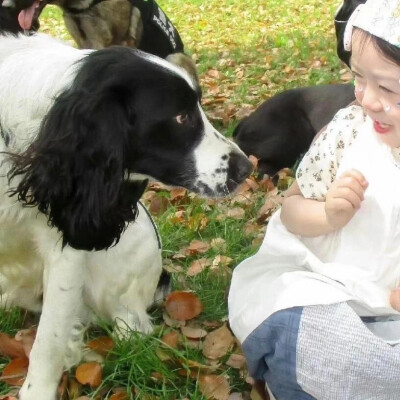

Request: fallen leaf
left=180, top=326, right=208, bottom=339
left=225, top=354, right=246, bottom=369
left=203, top=325, right=235, bottom=360
left=14, top=328, right=36, bottom=359
left=57, top=371, right=69, bottom=399
left=165, top=291, right=203, bottom=321
left=162, top=261, right=184, bottom=274
left=228, top=393, right=244, bottom=400
left=161, top=330, right=180, bottom=348
left=0, top=357, right=29, bottom=386
left=186, top=240, right=210, bottom=255
left=212, top=255, right=233, bottom=268
left=162, top=311, right=186, bottom=328
left=257, top=198, right=279, bottom=223
left=210, top=238, right=227, bottom=252
left=198, top=374, right=230, bottom=400
left=226, top=207, right=245, bottom=219
left=75, top=362, right=102, bottom=387
left=86, top=336, right=114, bottom=357
left=187, top=258, right=211, bottom=277
left=0, top=333, right=25, bottom=359
left=245, top=178, right=259, bottom=191
left=109, top=392, right=129, bottom=400
left=248, top=155, right=259, bottom=171
left=206, top=69, right=221, bottom=79
left=258, top=177, right=275, bottom=192
left=169, top=188, right=187, bottom=203
left=149, top=196, right=169, bottom=216
left=67, top=377, right=82, bottom=399
left=243, top=221, right=260, bottom=236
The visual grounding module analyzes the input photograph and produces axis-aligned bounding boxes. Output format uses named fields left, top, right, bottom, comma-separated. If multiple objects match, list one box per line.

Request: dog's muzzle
left=226, top=151, right=253, bottom=192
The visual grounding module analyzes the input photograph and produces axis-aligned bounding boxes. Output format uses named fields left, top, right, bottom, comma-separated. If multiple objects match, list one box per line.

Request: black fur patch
left=8, top=47, right=204, bottom=251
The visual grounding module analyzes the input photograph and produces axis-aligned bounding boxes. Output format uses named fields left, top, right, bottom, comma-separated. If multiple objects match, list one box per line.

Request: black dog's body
left=233, top=83, right=355, bottom=177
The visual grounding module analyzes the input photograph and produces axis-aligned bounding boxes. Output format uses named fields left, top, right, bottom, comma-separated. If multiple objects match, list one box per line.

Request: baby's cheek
left=354, top=86, right=364, bottom=103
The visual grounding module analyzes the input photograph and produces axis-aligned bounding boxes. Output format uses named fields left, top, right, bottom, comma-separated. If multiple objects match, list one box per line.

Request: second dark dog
left=3, top=0, right=199, bottom=85
left=233, top=83, right=356, bottom=177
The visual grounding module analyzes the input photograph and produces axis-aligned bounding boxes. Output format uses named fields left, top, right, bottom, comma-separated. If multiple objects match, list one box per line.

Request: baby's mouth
left=373, top=119, right=391, bottom=134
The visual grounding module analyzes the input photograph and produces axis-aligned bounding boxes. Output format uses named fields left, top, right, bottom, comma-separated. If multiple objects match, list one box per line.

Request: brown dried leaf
left=187, top=258, right=212, bottom=277
left=210, top=238, right=227, bottom=252
left=180, top=326, right=208, bottom=340
left=226, top=207, right=245, bottom=220
left=245, top=178, right=259, bottom=191
left=0, top=333, right=25, bottom=359
left=149, top=196, right=169, bottom=216
left=68, top=377, right=82, bottom=399
left=86, top=336, right=114, bottom=357
left=0, top=357, right=29, bottom=386
left=165, top=291, right=203, bottom=321
left=162, top=261, right=184, bottom=273
left=198, top=374, right=230, bottom=400
left=142, top=190, right=157, bottom=202
left=225, top=354, right=246, bottom=369
left=187, top=213, right=209, bottom=231
left=14, top=328, right=36, bottom=359
left=169, top=188, right=187, bottom=203
left=235, top=105, right=255, bottom=120
left=186, top=240, right=210, bottom=255
left=257, top=198, right=279, bottom=223
left=258, top=177, right=275, bottom=192
left=243, top=221, right=260, bottom=236
left=248, top=155, right=258, bottom=171
left=161, top=330, right=179, bottom=348
left=203, top=325, right=234, bottom=360
left=57, top=371, right=69, bottom=399
left=228, top=393, right=244, bottom=400
left=206, top=69, right=221, bottom=79
left=75, top=362, right=102, bottom=387
left=212, top=255, right=233, bottom=268
left=109, top=392, right=129, bottom=400
left=162, top=311, right=186, bottom=328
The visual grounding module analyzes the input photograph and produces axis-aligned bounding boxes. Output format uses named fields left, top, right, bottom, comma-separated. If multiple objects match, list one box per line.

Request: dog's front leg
left=19, top=247, right=86, bottom=400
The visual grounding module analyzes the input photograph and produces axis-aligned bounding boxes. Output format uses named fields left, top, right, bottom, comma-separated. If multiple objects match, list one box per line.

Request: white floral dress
left=229, top=104, right=400, bottom=344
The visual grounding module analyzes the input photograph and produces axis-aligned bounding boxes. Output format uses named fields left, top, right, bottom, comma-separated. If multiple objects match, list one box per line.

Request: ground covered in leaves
left=0, top=0, right=349, bottom=398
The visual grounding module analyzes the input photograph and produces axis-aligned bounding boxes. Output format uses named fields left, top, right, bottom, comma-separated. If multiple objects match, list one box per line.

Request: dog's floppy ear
left=8, top=88, right=146, bottom=251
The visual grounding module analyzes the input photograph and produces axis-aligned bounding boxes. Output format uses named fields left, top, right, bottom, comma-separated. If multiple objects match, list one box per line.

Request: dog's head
left=9, top=47, right=252, bottom=251
left=0, top=0, right=45, bottom=32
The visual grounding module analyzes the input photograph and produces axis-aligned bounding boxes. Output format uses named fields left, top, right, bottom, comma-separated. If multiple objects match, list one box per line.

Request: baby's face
left=351, top=34, right=400, bottom=148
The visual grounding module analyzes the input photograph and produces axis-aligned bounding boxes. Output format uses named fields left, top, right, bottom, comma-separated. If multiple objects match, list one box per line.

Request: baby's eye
left=175, top=113, right=188, bottom=124
left=379, top=85, right=394, bottom=94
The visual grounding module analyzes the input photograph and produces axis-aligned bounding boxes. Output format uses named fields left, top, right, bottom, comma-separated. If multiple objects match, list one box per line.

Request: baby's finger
left=332, top=186, right=363, bottom=209
left=390, top=288, right=400, bottom=311
left=335, top=177, right=366, bottom=201
left=339, top=169, right=368, bottom=188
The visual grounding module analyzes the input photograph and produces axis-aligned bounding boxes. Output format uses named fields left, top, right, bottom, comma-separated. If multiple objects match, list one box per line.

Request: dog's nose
left=228, top=152, right=253, bottom=183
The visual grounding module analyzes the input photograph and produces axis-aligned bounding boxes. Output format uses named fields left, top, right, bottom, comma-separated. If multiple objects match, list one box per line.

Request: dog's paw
left=19, top=378, right=58, bottom=400
left=114, top=310, right=153, bottom=339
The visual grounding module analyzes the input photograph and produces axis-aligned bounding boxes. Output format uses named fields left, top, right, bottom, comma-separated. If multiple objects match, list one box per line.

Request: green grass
left=2, top=0, right=346, bottom=398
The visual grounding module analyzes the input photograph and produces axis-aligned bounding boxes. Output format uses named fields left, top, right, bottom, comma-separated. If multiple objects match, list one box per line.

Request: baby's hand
left=390, top=288, right=400, bottom=312
left=325, top=169, right=368, bottom=230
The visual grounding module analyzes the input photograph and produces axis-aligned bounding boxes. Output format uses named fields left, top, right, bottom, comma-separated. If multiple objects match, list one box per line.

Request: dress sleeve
left=296, top=105, right=365, bottom=200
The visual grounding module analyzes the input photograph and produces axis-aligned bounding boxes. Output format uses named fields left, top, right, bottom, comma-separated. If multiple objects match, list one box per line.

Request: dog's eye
left=175, top=113, right=188, bottom=124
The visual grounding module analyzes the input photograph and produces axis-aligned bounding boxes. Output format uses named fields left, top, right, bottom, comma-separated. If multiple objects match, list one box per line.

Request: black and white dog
left=233, top=83, right=355, bottom=177
left=0, top=32, right=252, bottom=400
